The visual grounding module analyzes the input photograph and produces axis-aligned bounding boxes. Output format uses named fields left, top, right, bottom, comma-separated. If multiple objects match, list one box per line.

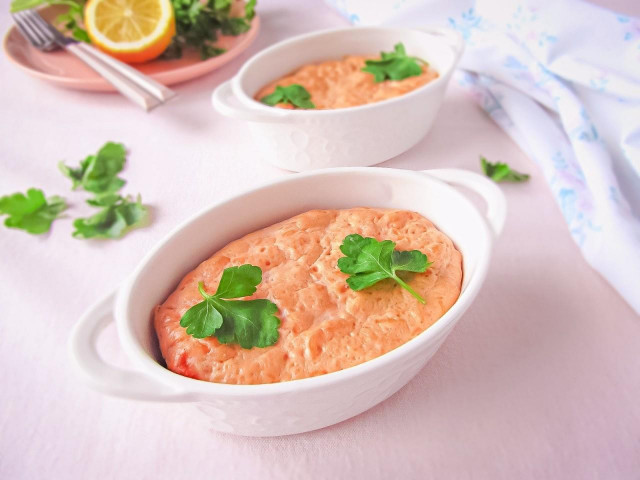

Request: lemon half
left=85, top=0, right=175, bottom=64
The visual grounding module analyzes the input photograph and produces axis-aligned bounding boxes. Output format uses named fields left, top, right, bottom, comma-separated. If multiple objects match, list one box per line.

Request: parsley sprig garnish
left=362, top=43, right=427, bottom=82
left=260, top=84, right=316, bottom=109
left=481, top=156, right=530, bottom=183
left=0, top=188, right=67, bottom=235
left=180, top=264, right=281, bottom=349
left=337, top=234, right=432, bottom=304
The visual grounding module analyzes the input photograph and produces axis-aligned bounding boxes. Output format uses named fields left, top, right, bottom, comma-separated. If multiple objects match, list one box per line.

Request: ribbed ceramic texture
left=196, top=329, right=451, bottom=436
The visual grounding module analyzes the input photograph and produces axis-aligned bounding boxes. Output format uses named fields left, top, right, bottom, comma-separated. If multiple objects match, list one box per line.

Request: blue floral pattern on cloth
left=448, top=8, right=486, bottom=43
left=455, top=2, right=640, bottom=312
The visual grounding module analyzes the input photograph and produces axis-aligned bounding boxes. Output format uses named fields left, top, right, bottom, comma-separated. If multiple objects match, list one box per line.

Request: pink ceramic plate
left=3, top=5, right=260, bottom=92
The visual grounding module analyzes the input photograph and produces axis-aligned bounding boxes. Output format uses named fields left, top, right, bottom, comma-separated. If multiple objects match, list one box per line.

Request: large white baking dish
left=69, top=168, right=505, bottom=436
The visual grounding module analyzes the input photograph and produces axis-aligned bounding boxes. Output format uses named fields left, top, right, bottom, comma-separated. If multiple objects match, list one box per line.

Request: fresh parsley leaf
left=180, top=286, right=224, bottom=338
left=72, top=195, right=148, bottom=239
left=337, top=234, right=432, bottom=304
left=213, top=298, right=279, bottom=348
left=214, top=263, right=262, bottom=298
left=59, top=142, right=127, bottom=194
left=220, top=17, right=250, bottom=35
left=163, top=0, right=256, bottom=60
left=214, top=0, right=232, bottom=10
left=180, top=264, right=281, bottom=348
left=85, top=193, right=122, bottom=207
left=362, top=42, right=426, bottom=82
left=10, top=0, right=45, bottom=12
left=0, top=188, right=67, bottom=235
left=200, top=44, right=226, bottom=60
left=481, top=156, right=530, bottom=183
left=245, top=0, right=256, bottom=20
left=57, top=0, right=89, bottom=42
left=261, top=84, right=315, bottom=109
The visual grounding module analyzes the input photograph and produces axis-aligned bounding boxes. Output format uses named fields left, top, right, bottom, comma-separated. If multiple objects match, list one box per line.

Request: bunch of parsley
left=163, top=0, right=257, bottom=60
left=362, top=43, right=427, bottom=82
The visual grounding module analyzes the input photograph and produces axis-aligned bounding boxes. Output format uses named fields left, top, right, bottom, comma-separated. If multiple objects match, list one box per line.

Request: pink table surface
left=1, top=1, right=638, bottom=479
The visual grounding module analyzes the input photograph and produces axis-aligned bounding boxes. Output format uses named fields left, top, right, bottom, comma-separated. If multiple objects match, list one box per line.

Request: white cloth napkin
left=326, top=0, right=640, bottom=314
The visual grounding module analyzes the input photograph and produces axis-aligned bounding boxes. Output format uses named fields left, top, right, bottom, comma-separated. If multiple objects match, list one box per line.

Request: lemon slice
left=85, top=0, right=176, bottom=64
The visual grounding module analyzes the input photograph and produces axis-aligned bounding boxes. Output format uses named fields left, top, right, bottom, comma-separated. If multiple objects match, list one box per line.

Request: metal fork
left=12, top=9, right=177, bottom=111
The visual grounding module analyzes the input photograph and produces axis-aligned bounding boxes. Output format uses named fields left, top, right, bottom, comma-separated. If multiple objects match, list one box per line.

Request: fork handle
left=67, top=43, right=161, bottom=111
left=75, top=43, right=177, bottom=102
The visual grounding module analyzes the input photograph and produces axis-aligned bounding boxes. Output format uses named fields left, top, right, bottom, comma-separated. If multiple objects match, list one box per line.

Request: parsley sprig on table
left=362, top=43, right=427, bottom=82
left=260, top=84, right=316, bottom=109
left=59, top=142, right=127, bottom=194
left=73, top=194, right=148, bottom=239
left=0, top=142, right=148, bottom=238
left=481, top=156, right=530, bottom=183
left=337, top=234, right=432, bottom=304
left=180, top=264, right=281, bottom=349
left=60, top=141, right=149, bottom=239
left=0, top=188, right=67, bottom=234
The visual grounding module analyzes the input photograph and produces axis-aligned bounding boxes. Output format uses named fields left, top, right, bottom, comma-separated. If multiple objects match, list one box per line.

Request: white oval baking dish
left=212, top=27, right=464, bottom=171
left=69, top=167, right=505, bottom=437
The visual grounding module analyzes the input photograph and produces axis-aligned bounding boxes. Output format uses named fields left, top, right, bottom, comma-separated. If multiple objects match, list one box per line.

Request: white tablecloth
left=1, top=1, right=639, bottom=478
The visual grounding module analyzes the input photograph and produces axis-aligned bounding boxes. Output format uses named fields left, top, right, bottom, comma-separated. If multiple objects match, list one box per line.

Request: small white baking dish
left=212, top=27, right=464, bottom=171
left=68, top=167, right=505, bottom=437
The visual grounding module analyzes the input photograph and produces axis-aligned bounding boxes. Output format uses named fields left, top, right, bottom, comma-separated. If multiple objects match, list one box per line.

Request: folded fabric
left=325, top=0, right=640, bottom=313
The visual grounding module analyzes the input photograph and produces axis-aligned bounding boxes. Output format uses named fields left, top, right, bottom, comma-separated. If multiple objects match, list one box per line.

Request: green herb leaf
left=10, top=0, right=47, bottom=13
left=0, top=188, right=67, bottom=234
left=337, top=234, right=432, bottom=304
left=245, top=0, right=256, bottom=20
left=59, top=142, right=127, bottom=194
left=180, top=285, right=224, bottom=338
left=179, top=265, right=280, bottom=349
left=212, top=298, right=279, bottom=348
left=163, top=0, right=256, bottom=60
left=481, top=156, right=530, bottom=183
left=220, top=17, right=250, bottom=35
left=86, top=193, right=122, bottom=207
left=261, top=84, right=315, bottom=109
left=70, top=26, right=90, bottom=43
left=72, top=195, right=148, bottom=239
left=200, top=44, right=226, bottom=60
left=361, top=42, right=426, bottom=82
left=214, top=0, right=231, bottom=11
left=214, top=264, right=262, bottom=298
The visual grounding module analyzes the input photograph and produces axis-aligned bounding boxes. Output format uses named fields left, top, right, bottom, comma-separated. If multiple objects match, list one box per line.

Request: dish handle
left=212, top=80, right=290, bottom=123
left=423, top=168, right=506, bottom=237
left=68, top=292, right=191, bottom=402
